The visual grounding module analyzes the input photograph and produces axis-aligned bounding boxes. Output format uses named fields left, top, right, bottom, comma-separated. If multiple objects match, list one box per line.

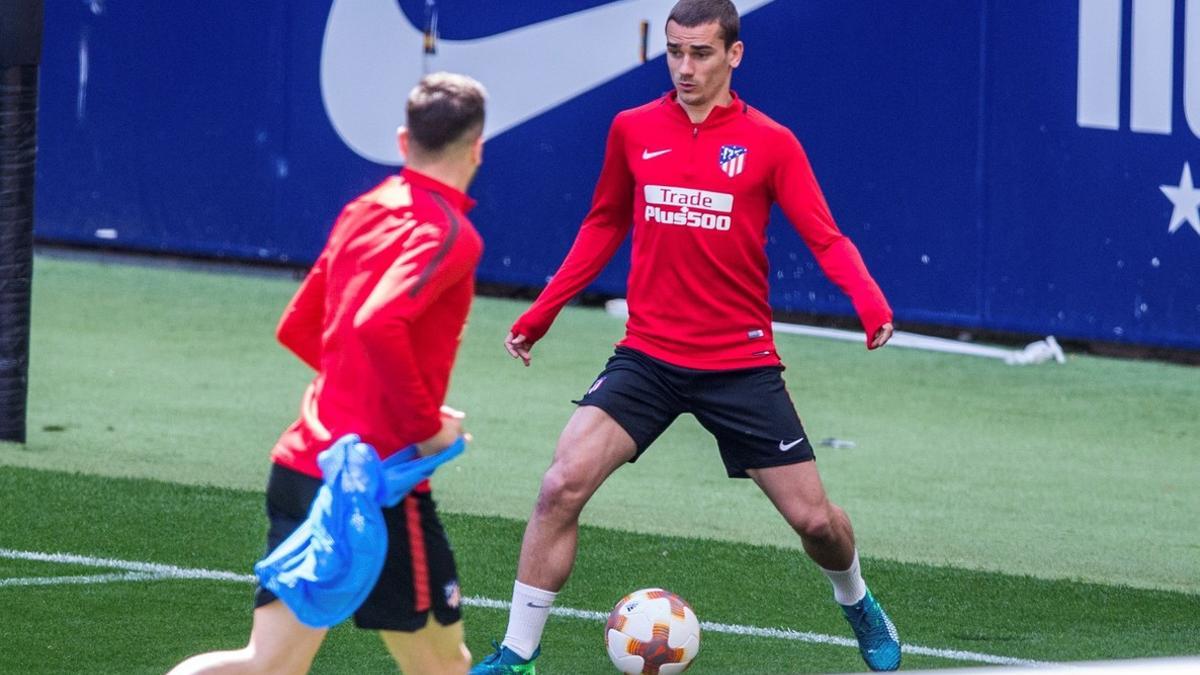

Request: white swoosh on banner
left=321, top=0, right=778, bottom=165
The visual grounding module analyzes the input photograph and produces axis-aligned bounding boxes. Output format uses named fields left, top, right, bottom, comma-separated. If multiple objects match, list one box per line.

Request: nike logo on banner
left=779, top=438, right=805, bottom=452
left=642, top=148, right=672, bottom=160
left=321, top=0, right=779, bottom=165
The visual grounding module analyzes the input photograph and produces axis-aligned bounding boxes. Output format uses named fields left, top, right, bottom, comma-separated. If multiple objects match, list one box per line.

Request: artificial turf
left=13, top=255, right=1199, bottom=596
left=2, top=465, right=1198, bottom=674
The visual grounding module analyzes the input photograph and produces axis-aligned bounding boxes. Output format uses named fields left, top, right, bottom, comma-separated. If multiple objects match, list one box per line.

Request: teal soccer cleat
left=469, top=642, right=540, bottom=675
left=840, top=590, right=901, bottom=671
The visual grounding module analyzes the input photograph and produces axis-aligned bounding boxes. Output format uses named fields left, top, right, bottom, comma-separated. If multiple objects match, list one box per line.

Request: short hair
left=667, top=0, right=740, bottom=49
left=405, top=72, right=487, bottom=154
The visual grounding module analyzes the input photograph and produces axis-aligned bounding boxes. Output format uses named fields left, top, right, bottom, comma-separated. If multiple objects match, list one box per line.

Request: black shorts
left=575, top=347, right=816, bottom=478
left=254, top=464, right=463, bottom=632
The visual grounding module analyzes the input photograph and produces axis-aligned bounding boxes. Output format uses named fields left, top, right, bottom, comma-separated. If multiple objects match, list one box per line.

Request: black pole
left=0, top=0, right=44, bottom=443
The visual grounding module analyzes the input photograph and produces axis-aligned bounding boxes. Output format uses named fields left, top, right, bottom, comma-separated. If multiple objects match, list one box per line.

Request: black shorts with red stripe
left=253, top=463, right=463, bottom=632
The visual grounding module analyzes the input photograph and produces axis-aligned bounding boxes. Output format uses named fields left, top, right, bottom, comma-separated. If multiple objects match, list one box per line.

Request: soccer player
left=472, top=1, right=901, bottom=672
left=169, top=72, right=487, bottom=675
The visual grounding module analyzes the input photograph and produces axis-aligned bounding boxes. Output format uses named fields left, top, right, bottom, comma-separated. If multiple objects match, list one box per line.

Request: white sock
left=502, top=581, right=557, bottom=660
left=820, top=550, right=868, bottom=606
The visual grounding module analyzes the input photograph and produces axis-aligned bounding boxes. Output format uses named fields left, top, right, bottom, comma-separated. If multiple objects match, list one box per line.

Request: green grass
left=2, top=254, right=1199, bottom=672
left=3, top=466, right=1198, bottom=674
left=13, top=255, right=1200, bottom=594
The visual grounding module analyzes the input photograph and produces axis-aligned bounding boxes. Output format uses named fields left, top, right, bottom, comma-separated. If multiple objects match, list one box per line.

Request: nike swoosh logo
left=321, top=0, right=780, bottom=165
left=642, top=148, right=672, bottom=160
left=525, top=602, right=553, bottom=609
left=779, top=437, right=805, bottom=452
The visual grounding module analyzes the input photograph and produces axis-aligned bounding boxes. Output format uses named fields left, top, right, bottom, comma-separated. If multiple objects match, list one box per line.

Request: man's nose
left=678, top=56, right=695, bottom=75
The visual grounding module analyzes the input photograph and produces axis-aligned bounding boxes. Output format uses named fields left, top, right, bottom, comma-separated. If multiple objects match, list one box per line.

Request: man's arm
left=773, top=132, right=893, bottom=348
left=352, top=219, right=476, bottom=450
left=507, top=116, right=636, bottom=363
left=276, top=251, right=328, bottom=370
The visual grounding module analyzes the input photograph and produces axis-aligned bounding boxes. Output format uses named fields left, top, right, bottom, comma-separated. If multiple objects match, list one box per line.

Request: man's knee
left=440, top=645, right=472, bottom=674
left=532, top=407, right=635, bottom=522
left=534, top=461, right=591, bottom=518
left=394, top=646, right=470, bottom=675
left=382, top=624, right=470, bottom=675
left=788, top=507, right=835, bottom=542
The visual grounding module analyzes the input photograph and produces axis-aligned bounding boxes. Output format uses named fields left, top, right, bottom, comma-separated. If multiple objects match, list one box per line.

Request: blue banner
left=34, top=0, right=1200, bottom=349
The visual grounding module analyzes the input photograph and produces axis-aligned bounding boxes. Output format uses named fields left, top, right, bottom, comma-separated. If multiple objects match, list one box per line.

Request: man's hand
left=505, top=331, right=534, bottom=366
left=416, top=406, right=467, bottom=456
left=870, top=322, right=894, bottom=350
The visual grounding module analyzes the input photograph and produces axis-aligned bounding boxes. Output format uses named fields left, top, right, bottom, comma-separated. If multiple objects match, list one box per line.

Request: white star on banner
left=1159, top=162, right=1200, bottom=237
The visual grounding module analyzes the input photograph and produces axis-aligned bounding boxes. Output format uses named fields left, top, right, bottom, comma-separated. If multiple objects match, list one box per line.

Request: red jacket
left=513, top=91, right=892, bottom=370
left=272, top=168, right=482, bottom=478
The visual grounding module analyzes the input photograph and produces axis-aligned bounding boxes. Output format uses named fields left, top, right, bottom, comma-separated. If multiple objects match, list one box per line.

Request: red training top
left=512, top=91, right=892, bottom=370
left=271, top=168, right=483, bottom=478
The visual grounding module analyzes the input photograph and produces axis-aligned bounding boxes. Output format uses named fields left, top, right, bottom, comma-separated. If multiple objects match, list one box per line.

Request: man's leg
left=379, top=617, right=470, bottom=674
left=748, top=461, right=900, bottom=672
left=476, top=347, right=681, bottom=673
left=517, top=406, right=636, bottom=590
left=475, top=405, right=636, bottom=670
left=746, top=461, right=856, bottom=572
left=167, top=601, right=327, bottom=675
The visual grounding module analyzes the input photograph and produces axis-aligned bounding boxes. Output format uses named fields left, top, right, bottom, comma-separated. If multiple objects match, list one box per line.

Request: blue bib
left=254, top=434, right=466, bottom=627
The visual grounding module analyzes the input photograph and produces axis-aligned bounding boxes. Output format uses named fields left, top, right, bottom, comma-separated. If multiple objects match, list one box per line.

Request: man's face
left=665, top=20, right=743, bottom=109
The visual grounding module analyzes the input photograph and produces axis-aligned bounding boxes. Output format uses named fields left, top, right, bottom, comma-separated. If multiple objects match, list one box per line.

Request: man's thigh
left=247, top=601, right=328, bottom=672
left=379, top=616, right=469, bottom=674
left=548, top=404, right=640, bottom=496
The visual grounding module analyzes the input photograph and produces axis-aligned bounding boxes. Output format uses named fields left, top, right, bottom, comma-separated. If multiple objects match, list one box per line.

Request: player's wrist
left=416, top=418, right=462, bottom=456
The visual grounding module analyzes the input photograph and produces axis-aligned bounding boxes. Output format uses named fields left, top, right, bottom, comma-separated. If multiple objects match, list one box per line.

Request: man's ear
left=471, top=134, right=484, bottom=167
left=397, top=126, right=410, bottom=161
left=728, top=40, right=744, bottom=69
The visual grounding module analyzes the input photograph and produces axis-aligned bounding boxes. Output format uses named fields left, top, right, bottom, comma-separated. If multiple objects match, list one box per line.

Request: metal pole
left=0, top=0, right=45, bottom=443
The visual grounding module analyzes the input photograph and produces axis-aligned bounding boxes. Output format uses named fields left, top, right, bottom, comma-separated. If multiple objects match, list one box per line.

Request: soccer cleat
left=840, top=590, right=901, bottom=671
left=469, top=641, right=539, bottom=674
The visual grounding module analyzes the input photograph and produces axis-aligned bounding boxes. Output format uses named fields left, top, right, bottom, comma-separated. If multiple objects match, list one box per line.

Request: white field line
left=461, top=596, right=1047, bottom=668
left=603, top=299, right=1067, bottom=366
left=0, top=548, right=254, bottom=583
left=0, top=571, right=164, bottom=587
left=0, top=548, right=1049, bottom=668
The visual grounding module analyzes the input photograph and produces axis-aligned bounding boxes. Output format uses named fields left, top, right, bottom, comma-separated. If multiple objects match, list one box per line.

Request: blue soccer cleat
left=840, top=590, right=901, bottom=671
left=469, top=641, right=539, bottom=674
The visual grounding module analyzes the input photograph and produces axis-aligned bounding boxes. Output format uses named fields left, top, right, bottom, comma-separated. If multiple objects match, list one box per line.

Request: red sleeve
left=773, top=132, right=893, bottom=347
left=352, top=217, right=475, bottom=443
left=511, top=116, right=634, bottom=343
left=276, top=250, right=327, bottom=370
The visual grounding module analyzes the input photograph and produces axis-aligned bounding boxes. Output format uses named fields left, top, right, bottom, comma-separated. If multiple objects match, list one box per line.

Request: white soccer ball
left=604, top=588, right=701, bottom=674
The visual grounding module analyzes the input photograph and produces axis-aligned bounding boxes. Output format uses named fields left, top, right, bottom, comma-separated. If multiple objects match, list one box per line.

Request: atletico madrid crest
left=444, top=580, right=461, bottom=609
left=719, top=145, right=747, bottom=177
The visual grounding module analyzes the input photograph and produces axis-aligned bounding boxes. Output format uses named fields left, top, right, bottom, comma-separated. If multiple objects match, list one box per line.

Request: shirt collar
left=661, top=89, right=745, bottom=127
left=400, top=167, right=477, bottom=213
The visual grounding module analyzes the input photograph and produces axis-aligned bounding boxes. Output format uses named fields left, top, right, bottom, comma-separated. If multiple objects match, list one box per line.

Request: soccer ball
left=604, top=588, right=701, bottom=674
